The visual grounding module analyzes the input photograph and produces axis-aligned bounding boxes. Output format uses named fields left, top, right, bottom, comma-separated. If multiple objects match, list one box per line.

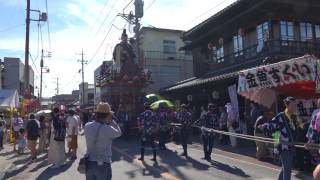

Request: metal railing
left=212, top=39, right=320, bottom=71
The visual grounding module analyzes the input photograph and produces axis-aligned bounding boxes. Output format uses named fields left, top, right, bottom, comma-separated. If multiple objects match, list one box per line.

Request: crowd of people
left=1, top=96, right=320, bottom=180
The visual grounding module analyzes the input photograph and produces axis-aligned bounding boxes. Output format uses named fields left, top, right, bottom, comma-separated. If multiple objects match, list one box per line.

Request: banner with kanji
left=238, top=55, right=318, bottom=93
left=237, top=55, right=320, bottom=107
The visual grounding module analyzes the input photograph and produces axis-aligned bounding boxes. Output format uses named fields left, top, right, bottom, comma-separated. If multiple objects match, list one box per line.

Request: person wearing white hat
left=84, top=102, right=122, bottom=180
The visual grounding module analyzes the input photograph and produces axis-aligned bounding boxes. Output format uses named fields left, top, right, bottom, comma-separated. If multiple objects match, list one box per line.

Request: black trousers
left=158, top=130, right=167, bottom=148
left=141, top=135, right=156, bottom=149
left=140, top=134, right=156, bottom=159
left=180, top=128, right=190, bottom=154
left=202, top=134, right=214, bottom=158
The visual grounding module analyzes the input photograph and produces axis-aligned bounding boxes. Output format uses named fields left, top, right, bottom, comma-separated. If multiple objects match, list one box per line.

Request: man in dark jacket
left=26, top=114, right=40, bottom=161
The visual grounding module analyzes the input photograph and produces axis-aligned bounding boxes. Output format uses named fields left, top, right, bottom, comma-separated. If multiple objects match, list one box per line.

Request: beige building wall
left=140, top=27, right=193, bottom=93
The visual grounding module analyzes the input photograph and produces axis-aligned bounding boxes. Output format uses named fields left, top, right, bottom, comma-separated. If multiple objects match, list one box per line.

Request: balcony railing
left=212, top=39, right=320, bottom=71
left=144, top=51, right=192, bottom=61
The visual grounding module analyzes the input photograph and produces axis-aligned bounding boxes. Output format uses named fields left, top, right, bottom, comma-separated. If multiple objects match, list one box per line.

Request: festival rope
left=169, top=123, right=320, bottom=150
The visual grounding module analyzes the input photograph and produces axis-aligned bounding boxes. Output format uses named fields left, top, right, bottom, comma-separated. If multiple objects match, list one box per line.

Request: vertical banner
left=316, top=62, right=320, bottom=93
left=228, top=84, right=239, bottom=120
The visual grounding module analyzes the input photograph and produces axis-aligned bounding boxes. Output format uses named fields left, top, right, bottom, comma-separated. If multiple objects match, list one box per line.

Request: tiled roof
left=161, top=71, right=239, bottom=92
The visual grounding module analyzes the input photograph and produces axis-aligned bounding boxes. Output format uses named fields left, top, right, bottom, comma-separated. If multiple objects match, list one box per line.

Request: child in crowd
left=18, top=128, right=26, bottom=154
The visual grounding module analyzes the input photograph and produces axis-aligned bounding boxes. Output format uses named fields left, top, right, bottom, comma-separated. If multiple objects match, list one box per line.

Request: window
left=300, top=22, right=313, bottom=41
left=216, top=46, right=224, bottom=63
left=280, top=21, right=294, bottom=45
left=160, top=66, right=180, bottom=77
left=233, top=35, right=243, bottom=57
left=256, top=22, right=269, bottom=52
left=315, top=25, right=320, bottom=41
left=163, top=40, right=176, bottom=54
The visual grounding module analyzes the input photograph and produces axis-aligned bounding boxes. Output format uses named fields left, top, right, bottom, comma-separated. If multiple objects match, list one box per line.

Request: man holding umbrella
left=137, top=103, right=158, bottom=161
left=176, top=104, right=192, bottom=157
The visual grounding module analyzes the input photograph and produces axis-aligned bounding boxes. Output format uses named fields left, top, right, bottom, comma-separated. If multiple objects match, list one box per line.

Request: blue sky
left=0, top=0, right=236, bottom=97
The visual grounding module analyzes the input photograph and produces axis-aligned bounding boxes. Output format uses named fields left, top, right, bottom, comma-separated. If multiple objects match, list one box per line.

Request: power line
left=145, top=0, right=157, bottom=12
left=86, top=16, right=118, bottom=66
left=45, top=0, right=51, bottom=50
left=29, top=53, right=40, bottom=77
left=90, top=0, right=119, bottom=42
left=60, top=71, right=80, bottom=90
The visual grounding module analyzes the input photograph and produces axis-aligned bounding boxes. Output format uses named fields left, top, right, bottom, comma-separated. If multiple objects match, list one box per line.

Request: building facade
left=3, top=57, right=35, bottom=96
left=161, top=0, right=320, bottom=112
left=52, top=94, right=78, bottom=107
left=79, top=82, right=94, bottom=108
left=140, top=27, right=193, bottom=93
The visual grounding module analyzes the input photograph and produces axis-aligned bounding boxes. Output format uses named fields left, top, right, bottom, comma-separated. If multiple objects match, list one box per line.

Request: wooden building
left=160, top=0, right=320, bottom=114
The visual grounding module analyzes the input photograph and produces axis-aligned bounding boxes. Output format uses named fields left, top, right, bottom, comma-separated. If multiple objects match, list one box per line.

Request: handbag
left=77, top=124, right=102, bottom=174
left=54, top=127, right=66, bottom=141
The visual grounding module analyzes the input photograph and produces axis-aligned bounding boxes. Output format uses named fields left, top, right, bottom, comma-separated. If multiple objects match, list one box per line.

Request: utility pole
left=40, top=49, right=50, bottom=100
left=55, top=77, right=59, bottom=95
left=118, top=0, right=144, bottom=64
left=77, top=49, right=87, bottom=107
left=40, top=49, right=43, bottom=98
left=24, top=0, right=47, bottom=98
left=24, top=0, right=30, bottom=95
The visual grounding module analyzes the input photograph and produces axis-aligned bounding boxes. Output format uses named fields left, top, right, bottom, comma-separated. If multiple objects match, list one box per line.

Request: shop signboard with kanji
left=237, top=55, right=320, bottom=108
left=238, top=55, right=318, bottom=93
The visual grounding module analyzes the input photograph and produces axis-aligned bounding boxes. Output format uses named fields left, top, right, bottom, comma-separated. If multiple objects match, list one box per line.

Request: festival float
left=96, top=29, right=152, bottom=123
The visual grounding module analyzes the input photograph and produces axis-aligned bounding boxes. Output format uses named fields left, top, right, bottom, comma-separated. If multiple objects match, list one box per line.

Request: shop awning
left=237, top=55, right=320, bottom=107
left=161, top=71, right=238, bottom=93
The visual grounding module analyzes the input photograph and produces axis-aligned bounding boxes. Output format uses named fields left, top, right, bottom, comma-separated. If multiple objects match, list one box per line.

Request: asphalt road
left=1, top=135, right=312, bottom=180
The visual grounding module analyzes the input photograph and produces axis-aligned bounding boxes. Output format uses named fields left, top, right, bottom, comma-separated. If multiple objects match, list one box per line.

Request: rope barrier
left=169, top=123, right=320, bottom=150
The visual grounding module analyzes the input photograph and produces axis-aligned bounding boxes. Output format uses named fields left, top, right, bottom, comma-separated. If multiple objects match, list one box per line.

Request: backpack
left=314, top=112, right=320, bottom=133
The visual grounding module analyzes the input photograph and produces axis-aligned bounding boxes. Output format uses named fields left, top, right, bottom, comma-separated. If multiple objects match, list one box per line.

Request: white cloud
left=0, top=0, right=238, bottom=97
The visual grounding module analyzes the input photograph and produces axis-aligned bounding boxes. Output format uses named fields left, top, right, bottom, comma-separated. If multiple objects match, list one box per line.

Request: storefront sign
left=238, top=55, right=318, bottom=93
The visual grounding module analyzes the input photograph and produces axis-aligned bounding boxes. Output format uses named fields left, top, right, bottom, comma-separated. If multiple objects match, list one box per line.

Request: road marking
left=112, top=146, right=180, bottom=180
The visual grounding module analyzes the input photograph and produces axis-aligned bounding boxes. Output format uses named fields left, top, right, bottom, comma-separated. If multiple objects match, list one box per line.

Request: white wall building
left=140, top=27, right=193, bottom=93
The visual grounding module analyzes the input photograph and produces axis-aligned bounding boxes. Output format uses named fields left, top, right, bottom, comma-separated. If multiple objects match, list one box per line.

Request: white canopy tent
left=0, top=89, right=19, bottom=109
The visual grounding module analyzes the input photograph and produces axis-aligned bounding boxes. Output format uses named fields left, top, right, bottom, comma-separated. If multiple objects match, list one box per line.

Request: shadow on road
left=0, top=150, right=16, bottom=157
left=4, top=157, right=32, bottom=179
left=210, top=160, right=251, bottom=178
left=35, top=161, right=73, bottom=180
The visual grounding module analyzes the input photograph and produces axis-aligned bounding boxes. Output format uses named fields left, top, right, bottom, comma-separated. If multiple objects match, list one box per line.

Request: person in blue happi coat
left=137, top=103, right=158, bottom=161
left=156, top=106, right=169, bottom=150
left=199, top=103, right=219, bottom=161
left=176, top=104, right=192, bottom=157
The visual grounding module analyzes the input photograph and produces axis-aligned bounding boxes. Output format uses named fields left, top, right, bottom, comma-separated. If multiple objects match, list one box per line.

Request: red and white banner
left=237, top=55, right=320, bottom=107
left=238, top=55, right=318, bottom=93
